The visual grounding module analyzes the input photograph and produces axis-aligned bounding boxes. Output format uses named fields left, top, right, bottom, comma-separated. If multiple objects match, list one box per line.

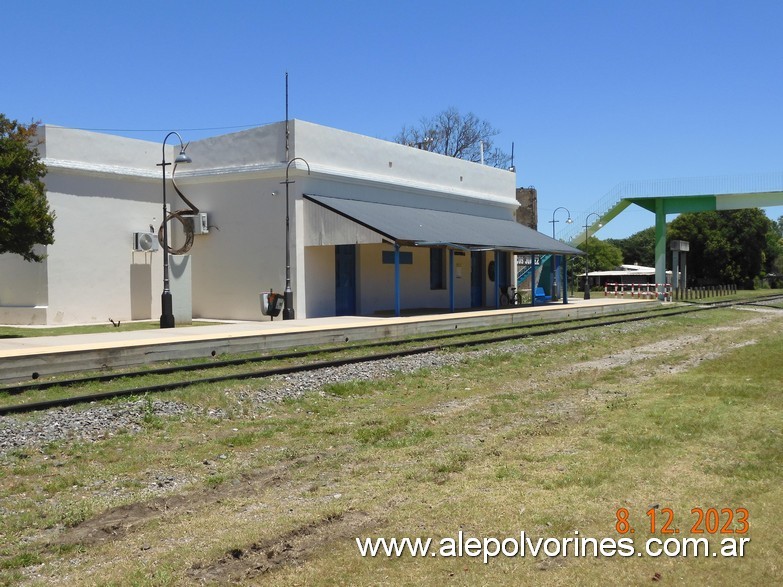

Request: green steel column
left=655, top=198, right=667, bottom=300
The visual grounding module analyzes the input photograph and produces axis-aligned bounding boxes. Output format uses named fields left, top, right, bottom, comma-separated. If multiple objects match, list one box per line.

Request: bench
left=534, top=286, right=552, bottom=304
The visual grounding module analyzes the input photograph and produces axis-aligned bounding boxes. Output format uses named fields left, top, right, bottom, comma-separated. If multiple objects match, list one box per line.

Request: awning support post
left=530, top=254, right=537, bottom=307
left=562, top=255, right=569, bottom=304
left=394, top=242, right=401, bottom=317
left=449, top=249, right=455, bottom=313
left=494, top=252, right=500, bottom=308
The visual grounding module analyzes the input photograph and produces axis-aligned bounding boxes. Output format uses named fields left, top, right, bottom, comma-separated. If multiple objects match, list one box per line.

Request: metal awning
left=303, top=194, right=583, bottom=255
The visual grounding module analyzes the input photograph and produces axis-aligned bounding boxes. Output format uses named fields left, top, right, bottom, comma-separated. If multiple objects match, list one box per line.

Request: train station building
left=0, top=120, right=580, bottom=325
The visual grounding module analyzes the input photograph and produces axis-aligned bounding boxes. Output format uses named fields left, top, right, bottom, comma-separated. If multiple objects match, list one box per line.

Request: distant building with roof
left=579, top=264, right=672, bottom=290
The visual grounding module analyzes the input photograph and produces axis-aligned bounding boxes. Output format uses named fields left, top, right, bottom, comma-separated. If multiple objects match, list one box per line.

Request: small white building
left=580, top=264, right=673, bottom=289
left=0, top=120, right=579, bottom=325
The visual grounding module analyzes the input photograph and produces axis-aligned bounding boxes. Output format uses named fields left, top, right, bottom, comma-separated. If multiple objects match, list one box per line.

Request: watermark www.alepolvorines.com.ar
left=355, top=531, right=750, bottom=564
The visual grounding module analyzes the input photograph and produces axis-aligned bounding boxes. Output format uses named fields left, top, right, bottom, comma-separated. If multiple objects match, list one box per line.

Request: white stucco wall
left=185, top=175, right=289, bottom=321
left=8, top=120, right=520, bottom=325
left=0, top=252, right=48, bottom=324
left=44, top=179, right=163, bottom=324
left=0, top=253, right=48, bottom=307
left=303, top=246, right=336, bottom=317
left=290, top=120, right=518, bottom=217
left=35, top=126, right=171, bottom=324
left=41, top=126, right=162, bottom=176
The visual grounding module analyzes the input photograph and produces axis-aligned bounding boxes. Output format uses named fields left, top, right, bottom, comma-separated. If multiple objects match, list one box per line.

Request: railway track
left=2, top=295, right=780, bottom=417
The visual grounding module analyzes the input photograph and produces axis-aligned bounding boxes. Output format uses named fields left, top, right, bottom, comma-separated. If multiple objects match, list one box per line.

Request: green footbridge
left=553, top=173, right=783, bottom=292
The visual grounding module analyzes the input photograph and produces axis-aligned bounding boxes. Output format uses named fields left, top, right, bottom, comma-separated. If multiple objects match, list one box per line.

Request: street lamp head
left=566, top=217, right=574, bottom=225
left=175, top=149, right=192, bottom=165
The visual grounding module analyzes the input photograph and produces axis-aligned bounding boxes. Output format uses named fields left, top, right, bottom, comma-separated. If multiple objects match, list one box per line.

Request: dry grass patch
left=0, top=307, right=780, bottom=585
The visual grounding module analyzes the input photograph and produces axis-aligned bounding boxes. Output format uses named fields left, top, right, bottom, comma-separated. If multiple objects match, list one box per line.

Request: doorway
left=470, top=251, right=483, bottom=307
left=335, top=244, right=356, bottom=315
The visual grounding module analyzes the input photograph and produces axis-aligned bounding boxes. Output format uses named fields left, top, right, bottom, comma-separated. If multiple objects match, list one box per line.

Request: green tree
left=0, top=115, right=55, bottom=261
left=395, top=107, right=511, bottom=168
left=668, top=209, right=776, bottom=288
left=573, top=236, right=623, bottom=273
left=765, top=215, right=783, bottom=287
left=607, top=226, right=656, bottom=267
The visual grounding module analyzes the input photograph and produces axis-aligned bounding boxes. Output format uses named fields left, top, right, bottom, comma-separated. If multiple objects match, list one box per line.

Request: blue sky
left=4, top=0, right=782, bottom=239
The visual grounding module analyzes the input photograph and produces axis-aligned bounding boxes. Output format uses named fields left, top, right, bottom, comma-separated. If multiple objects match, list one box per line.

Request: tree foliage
left=766, top=215, right=783, bottom=286
left=668, top=209, right=779, bottom=288
left=395, top=107, right=511, bottom=168
left=573, top=236, right=623, bottom=272
left=0, top=115, right=55, bottom=262
left=607, top=226, right=656, bottom=267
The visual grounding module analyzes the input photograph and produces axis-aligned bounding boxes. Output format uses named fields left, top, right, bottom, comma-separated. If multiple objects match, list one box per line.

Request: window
left=430, top=248, right=446, bottom=289
left=382, top=250, right=413, bottom=264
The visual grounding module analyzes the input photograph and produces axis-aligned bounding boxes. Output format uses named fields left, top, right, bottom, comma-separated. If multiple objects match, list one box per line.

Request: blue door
left=335, top=245, right=356, bottom=315
left=470, top=251, right=483, bottom=307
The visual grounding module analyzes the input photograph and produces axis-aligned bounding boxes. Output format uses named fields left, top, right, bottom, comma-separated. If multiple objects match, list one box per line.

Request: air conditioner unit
left=184, top=212, right=209, bottom=235
left=133, top=231, right=159, bottom=252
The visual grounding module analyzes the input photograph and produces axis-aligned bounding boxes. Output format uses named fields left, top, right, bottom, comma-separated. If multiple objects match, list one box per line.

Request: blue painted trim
left=494, top=252, right=500, bottom=308
left=394, top=243, right=401, bottom=317
left=449, top=249, right=455, bottom=312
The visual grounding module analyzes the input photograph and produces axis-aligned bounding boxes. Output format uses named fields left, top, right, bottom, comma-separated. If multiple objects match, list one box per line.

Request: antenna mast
left=509, top=142, right=516, bottom=172
left=285, top=72, right=289, bottom=161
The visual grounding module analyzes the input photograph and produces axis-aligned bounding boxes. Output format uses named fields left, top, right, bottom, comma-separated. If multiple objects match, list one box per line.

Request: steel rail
left=2, top=305, right=674, bottom=395
left=1, top=296, right=780, bottom=416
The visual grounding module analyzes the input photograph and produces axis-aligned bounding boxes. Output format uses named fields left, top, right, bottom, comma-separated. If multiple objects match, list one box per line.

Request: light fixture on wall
left=158, top=131, right=192, bottom=328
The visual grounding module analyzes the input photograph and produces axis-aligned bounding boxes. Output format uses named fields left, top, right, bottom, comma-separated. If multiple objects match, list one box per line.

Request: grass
left=0, top=305, right=781, bottom=585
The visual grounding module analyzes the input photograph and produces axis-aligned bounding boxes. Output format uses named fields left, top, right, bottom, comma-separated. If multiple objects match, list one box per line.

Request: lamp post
left=157, top=132, right=192, bottom=328
left=549, top=207, right=573, bottom=300
left=281, top=157, right=310, bottom=320
left=549, top=206, right=573, bottom=239
left=583, top=212, right=601, bottom=300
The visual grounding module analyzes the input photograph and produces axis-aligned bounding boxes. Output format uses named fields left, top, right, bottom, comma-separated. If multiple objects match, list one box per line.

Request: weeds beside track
left=2, top=295, right=780, bottom=416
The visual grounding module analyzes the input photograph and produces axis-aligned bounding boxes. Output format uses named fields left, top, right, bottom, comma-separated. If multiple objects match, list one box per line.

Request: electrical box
left=133, top=231, right=159, bottom=252
left=185, top=212, right=209, bottom=235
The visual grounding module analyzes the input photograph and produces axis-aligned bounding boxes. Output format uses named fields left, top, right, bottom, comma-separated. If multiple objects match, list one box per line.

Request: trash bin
left=260, top=290, right=284, bottom=318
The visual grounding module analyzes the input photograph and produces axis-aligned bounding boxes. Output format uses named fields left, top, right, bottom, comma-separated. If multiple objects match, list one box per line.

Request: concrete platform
left=0, top=298, right=660, bottom=383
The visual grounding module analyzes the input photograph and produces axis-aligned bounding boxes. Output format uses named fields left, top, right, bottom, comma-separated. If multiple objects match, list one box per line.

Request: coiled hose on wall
left=157, top=161, right=198, bottom=255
